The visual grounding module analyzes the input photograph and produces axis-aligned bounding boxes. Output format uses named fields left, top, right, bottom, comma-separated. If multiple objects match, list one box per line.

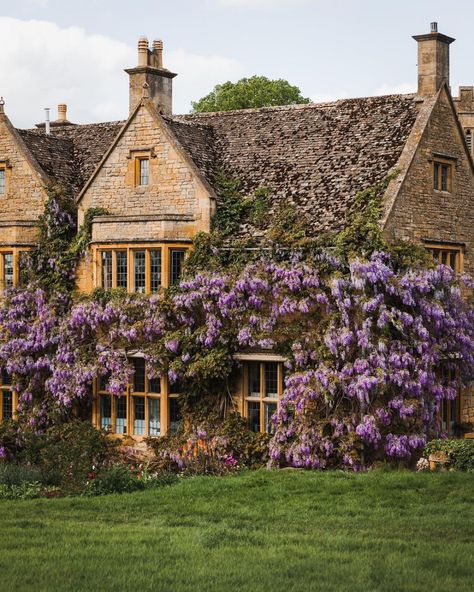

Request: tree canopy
left=191, top=75, right=311, bottom=113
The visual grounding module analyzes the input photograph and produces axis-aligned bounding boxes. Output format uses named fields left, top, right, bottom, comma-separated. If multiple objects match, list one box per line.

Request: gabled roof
left=17, top=121, right=123, bottom=196
left=12, top=93, right=421, bottom=235
left=177, top=94, right=420, bottom=235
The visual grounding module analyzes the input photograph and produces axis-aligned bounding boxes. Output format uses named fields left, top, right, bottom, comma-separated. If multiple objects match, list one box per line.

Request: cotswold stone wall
left=0, top=117, right=46, bottom=245
left=78, top=105, right=212, bottom=242
left=384, top=90, right=474, bottom=278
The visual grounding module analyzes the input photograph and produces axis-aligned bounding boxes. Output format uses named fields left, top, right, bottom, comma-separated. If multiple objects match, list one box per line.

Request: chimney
left=125, top=36, right=177, bottom=116
left=45, top=108, right=51, bottom=135
left=413, top=22, right=455, bottom=96
left=0, top=97, right=4, bottom=115
left=35, top=103, right=74, bottom=129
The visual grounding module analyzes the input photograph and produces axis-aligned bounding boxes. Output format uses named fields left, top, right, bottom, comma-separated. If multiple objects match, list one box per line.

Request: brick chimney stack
left=413, top=22, right=455, bottom=96
left=125, top=36, right=177, bottom=116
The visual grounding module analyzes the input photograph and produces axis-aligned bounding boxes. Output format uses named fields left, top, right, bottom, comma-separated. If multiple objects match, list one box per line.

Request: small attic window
left=0, top=166, right=5, bottom=195
left=466, top=130, right=472, bottom=153
left=135, top=157, right=150, bottom=186
left=433, top=160, right=452, bottom=193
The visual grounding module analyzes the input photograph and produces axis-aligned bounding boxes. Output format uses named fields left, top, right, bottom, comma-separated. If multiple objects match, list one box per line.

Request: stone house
left=0, top=23, right=472, bottom=438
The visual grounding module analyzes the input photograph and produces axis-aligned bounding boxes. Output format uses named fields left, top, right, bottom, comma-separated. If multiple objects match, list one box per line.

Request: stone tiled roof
left=17, top=121, right=124, bottom=196
left=15, top=94, right=420, bottom=234
left=177, top=94, right=420, bottom=234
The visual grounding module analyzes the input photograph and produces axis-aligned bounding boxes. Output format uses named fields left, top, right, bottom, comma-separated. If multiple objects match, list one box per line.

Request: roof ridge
left=177, top=93, right=417, bottom=119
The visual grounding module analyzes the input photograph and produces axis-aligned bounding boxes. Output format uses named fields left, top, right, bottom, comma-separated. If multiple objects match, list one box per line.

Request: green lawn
left=0, top=470, right=473, bottom=592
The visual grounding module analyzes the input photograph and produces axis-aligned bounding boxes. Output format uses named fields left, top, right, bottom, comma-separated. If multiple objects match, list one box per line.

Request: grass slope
left=0, top=470, right=473, bottom=592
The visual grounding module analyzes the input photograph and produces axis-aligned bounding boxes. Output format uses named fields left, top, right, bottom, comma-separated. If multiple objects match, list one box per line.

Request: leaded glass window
left=134, top=396, right=145, bottom=435
left=169, top=249, right=186, bottom=285
left=0, top=169, right=5, bottom=195
left=148, top=398, right=160, bottom=436
left=2, top=392, right=12, bottom=420
left=138, top=158, right=149, bottom=186
left=169, top=398, right=182, bottom=433
left=265, top=363, right=278, bottom=398
left=248, top=362, right=260, bottom=397
left=150, top=249, right=162, bottom=292
left=132, top=358, right=146, bottom=392
left=115, top=396, right=127, bottom=434
left=3, top=253, right=13, bottom=288
left=116, top=251, right=128, bottom=289
left=248, top=401, right=261, bottom=433
left=100, top=395, right=112, bottom=430
left=101, top=251, right=112, bottom=290
left=134, top=251, right=146, bottom=293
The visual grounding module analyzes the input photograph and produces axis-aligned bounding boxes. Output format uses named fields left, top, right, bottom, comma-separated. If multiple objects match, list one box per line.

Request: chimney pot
left=431, top=22, right=438, bottom=33
left=58, top=103, right=67, bottom=122
left=0, top=97, right=4, bottom=114
left=138, top=36, right=149, bottom=67
left=153, top=39, right=164, bottom=69
left=44, top=108, right=51, bottom=135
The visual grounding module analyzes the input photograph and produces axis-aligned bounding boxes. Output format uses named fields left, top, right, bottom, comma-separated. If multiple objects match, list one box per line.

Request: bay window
left=97, top=245, right=188, bottom=292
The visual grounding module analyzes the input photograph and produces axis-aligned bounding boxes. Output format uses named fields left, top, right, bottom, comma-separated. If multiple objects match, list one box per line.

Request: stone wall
left=78, top=104, right=213, bottom=241
left=384, top=89, right=474, bottom=278
left=0, top=116, right=47, bottom=245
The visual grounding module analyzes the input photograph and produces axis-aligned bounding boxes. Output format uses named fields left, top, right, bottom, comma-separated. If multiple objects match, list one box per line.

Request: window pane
left=1, top=369, right=11, bottom=386
left=132, top=358, right=146, bottom=392
left=265, top=363, right=278, bottom=398
left=248, top=362, right=261, bottom=396
left=169, top=398, right=182, bottom=433
left=101, top=251, right=112, bottom=290
left=3, top=253, right=13, bottom=288
left=133, top=397, right=145, bottom=435
left=100, top=395, right=112, bottom=430
left=441, top=165, right=448, bottom=191
left=2, top=391, right=12, bottom=420
left=139, top=159, right=149, bottom=185
left=148, top=398, right=161, bottom=436
left=264, top=402, right=277, bottom=434
left=248, top=401, right=261, bottom=433
left=116, top=251, right=128, bottom=289
left=150, top=249, right=162, bottom=293
left=134, top=251, right=146, bottom=293
left=169, top=250, right=186, bottom=285
left=433, top=163, right=439, bottom=190
left=115, top=396, right=127, bottom=434
left=0, top=169, right=5, bottom=194
left=148, top=374, right=161, bottom=394
left=449, top=252, right=458, bottom=271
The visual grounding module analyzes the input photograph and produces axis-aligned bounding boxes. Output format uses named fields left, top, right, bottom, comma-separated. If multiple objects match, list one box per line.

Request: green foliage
left=70, top=207, right=109, bottom=261
left=425, top=439, right=474, bottom=472
left=85, top=465, right=145, bottom=496
left=192, top=76, right=311, bottom=113
left=0, top=481, right=44, bottom=500
left=0, top=463, right=47, bottom=487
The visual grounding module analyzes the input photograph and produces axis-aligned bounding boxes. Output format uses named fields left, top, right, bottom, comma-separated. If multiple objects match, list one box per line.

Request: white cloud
left=0, top=17, right=245, bottom=128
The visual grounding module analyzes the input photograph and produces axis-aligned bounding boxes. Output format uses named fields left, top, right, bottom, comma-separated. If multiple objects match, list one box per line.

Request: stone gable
left=384, top=87, right=474, bottom=277
left=0, top=115, right=48, bottom=246
left=78, top=103, right=213, bottom=242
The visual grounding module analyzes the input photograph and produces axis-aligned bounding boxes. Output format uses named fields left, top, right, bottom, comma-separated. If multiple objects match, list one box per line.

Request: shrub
left=424, top=439, right=474, bottom=472
left=85, top=465, right=145, bottom=496
left=0, top=463, right=48, bottom=487
left=0, top=481, right=44, bottom=500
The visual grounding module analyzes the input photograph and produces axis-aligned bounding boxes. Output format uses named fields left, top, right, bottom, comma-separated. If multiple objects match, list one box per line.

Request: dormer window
left=136, top=157, right=149, bottom=186
left=433, top=160, right=452, bottom=193
left=0, top=166, right=5, bottom=195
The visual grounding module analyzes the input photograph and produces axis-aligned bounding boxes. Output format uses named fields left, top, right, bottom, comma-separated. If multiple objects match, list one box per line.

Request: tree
left=191, top=76, right=311, bottom=113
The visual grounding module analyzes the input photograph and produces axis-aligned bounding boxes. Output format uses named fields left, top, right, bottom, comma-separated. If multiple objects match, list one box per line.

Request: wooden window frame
left=242, top=361, right=283, bottom=433
left=0, top=248, right=26, bottom=292
left=425, top=243, right=464, bottom=273
left=134, top=154, right=150, bottom=187
left=0, top=370, right=17, bottom=422
left=438, top=367, right=461, bottom=438
left=433, top=158, right=453, bottom=193
left=96, top=244, right=189, bottom=293
left=93, top=359, right=180, bottom=438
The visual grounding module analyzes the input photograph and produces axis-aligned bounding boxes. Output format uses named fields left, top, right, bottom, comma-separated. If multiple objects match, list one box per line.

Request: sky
left=0, top=0, right=473, bottom=128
